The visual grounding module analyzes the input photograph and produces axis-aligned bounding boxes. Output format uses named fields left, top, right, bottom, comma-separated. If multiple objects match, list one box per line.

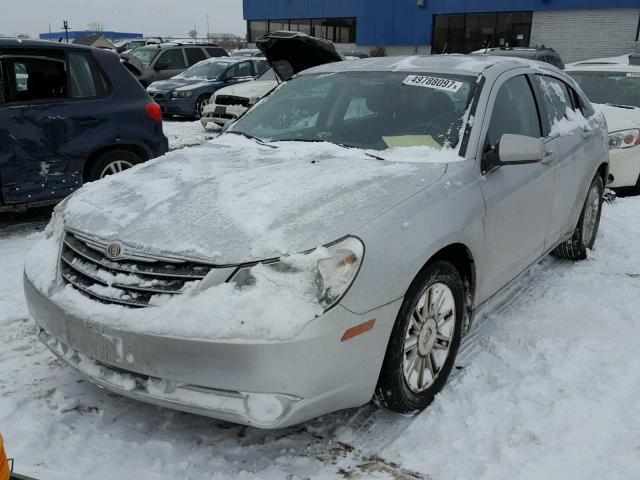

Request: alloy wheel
left=403, top=282, right=456, bottom=393
left=99, top=160, right=134, bottom=179
left=581, top=182, right=601, bottom=246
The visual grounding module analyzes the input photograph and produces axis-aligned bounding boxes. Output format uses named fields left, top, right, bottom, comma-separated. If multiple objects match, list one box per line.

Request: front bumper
left=25, top=275, right=400, bottom=428
left=201, top=103, right=248, bottom=127
left=608, top=145, right=640, bottom=188
left=152, top=95, right=197, bottom=116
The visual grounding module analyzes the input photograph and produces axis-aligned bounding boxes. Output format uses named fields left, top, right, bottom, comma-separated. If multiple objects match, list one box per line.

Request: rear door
left=478, top=72, right=557, bottom=296
left=534, top=74, right=598, bottom=244
left=0, top=48, right=109, bottom=205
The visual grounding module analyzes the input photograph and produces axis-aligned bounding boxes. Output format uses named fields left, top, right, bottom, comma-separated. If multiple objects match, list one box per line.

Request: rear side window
left=537, top=75, right=576, bottom=126
left=68, top=52, right=107, bottom=98
left=206, top=47, right=227, bottom=58
left=185, top=47, right=206, bottom=66
left=485, top=75, right=541, bottom=150
left=4, top=57, right=67, bottom=102
left=156, top=49, right=185, bottom=69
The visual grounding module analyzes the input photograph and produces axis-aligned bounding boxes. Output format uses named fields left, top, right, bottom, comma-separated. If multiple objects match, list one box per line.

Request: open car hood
left=256, top=31, right=342, bottom=81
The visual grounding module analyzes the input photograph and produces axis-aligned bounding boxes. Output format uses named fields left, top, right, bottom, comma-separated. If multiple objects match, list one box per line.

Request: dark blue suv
left=0, top=39, right=168, bottom=212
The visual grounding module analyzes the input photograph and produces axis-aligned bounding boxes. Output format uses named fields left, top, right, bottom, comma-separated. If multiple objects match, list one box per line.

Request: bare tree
left=188, top=29, right=197, bottom=39
left=87, top=22, right=105, bottom=34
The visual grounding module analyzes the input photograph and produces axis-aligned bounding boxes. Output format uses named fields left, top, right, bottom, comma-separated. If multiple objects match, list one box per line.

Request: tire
left=86, top=149, right=143, bottom=182
left=194, top=96, right=209, bottom=120
left=552, top=174, right=604, bottom=260
left=375, top=261, right=464, bottom=413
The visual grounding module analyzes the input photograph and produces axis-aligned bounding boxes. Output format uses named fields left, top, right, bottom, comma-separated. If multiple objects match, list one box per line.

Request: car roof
left=0, top=38, right=94, bottom=51
left=304, top=54, right=559, bottom=78
left=566, top=54, right=640, bottom=72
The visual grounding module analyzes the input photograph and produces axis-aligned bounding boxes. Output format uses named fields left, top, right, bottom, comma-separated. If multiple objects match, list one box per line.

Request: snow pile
left=550, top=107, right=590, bottom=136
left=163, top=120, right=218, bottom=150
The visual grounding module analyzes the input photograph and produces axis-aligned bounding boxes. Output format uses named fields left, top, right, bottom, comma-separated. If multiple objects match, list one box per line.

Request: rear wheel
left=553, top=174, right=604, bottom=260
left=375, top=261, right=464, bottom=413
left=87, top=150, right=143, bottom=182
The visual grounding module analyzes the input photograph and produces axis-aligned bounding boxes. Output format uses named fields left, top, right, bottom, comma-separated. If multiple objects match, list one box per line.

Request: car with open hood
left=25, top=54, right=608, bottom=428
left=146, top=57, right=269, bottom=119
left=566, top=54, right=640, bottom=193
left=200, top=31, right=341, bottom=128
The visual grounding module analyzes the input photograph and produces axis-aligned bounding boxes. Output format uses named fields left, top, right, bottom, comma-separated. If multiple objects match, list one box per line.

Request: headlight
left=230, top=237, right=364, bottom=311
left=171, top=90, right=194, bottom=98
left=608, top=129, right=640, bottom=150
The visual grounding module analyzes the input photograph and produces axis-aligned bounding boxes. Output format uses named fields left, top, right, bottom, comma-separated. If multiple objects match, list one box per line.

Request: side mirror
left=483, top=134, right=546, bottom=171
left=154, top=62, right=168, bottom=71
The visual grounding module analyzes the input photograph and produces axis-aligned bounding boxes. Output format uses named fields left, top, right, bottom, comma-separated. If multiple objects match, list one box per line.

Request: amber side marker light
left=341, top=319, right=375, bottom=341
left=1, top=434, right=9, bottom=480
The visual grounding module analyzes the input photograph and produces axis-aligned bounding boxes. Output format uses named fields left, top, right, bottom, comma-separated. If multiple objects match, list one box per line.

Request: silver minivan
left=25, top=55, right=608, bottom=428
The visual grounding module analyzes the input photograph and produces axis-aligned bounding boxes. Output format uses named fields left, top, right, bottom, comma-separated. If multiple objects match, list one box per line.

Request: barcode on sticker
left=403, top=75, right=463, bottom=93
left=626, top=72, right=640, bottom=78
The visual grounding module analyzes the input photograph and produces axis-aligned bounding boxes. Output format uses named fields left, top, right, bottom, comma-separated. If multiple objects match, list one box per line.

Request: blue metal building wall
left=243, top=0, right=640, bottom=45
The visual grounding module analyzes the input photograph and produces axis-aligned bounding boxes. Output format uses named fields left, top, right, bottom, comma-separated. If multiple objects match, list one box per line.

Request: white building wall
left=530, top=8, right=640, bottom=63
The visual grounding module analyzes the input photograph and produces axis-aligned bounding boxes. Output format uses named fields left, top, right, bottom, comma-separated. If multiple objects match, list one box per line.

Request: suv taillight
left=145, top=102, right=162, bottom=122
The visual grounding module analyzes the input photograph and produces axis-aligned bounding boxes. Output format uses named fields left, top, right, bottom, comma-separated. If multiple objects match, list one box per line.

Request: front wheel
left=553, top=174, right=604, bottom=260
left=375, top=261, right=464, bottom=413
left=194, top=96, right=209, bottom=119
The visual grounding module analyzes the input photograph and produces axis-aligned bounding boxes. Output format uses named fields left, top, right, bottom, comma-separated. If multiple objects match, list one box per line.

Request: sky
left=2, top=0, right=246, bottom=38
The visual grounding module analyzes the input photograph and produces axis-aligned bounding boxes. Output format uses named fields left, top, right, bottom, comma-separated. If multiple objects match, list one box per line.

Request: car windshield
left=569, top=71, right=640, bottom=108
left=257, top=68, right=277, bottom=81
left=229, top=71, right=477, bottom=151
left=179, top=61, right=228, bottom=80
left=130, top=47, right=160, bottom=66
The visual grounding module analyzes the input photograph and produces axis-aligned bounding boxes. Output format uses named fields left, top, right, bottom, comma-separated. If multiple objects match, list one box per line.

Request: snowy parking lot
left=2, top=121, right=640, bottom=479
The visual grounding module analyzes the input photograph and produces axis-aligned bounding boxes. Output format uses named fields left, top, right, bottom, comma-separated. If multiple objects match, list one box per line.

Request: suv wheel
left=375, top=261, right=464, bottom=413
left=553, top=173, right=604, bottom=260
left=87, top=150, right=143, bottom=181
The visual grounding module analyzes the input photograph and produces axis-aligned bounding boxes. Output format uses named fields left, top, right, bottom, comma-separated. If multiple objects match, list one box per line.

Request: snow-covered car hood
left=593, top=103, right=640, bottom=132
left=214, top=80, right=278, bottom=102
left=62, top=135, right=450, bottom=264
left=149, top=77, right=216, bottom=92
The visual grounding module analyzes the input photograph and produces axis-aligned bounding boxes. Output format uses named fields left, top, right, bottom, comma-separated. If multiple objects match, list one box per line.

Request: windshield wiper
left=272, top=138, right=387, bottom=161
left=225, top=130, right=277, bottom=148
left=605, top=102, right=636, bottom=109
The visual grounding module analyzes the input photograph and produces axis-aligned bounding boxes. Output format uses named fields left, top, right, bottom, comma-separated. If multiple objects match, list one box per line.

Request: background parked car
left=200, top=67, right=278, bottom=128
left=566, top=54, right=640, bottom=193
left=121, top=42, right=228, bottom=87
left=472, top=46, right=565, bottom=69
left=147, top=57, right=269, bottom=119
left=116, top=37, right=163, bottom=54
left=230, top=48, right=264, bottom=57
left=0, top=39, right=167, bottom=212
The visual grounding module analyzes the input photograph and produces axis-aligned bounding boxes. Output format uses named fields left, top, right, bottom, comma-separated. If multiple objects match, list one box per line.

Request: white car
left=567, top=54, right=640, bottom=193
left=200, top=68, right=278, bottom=128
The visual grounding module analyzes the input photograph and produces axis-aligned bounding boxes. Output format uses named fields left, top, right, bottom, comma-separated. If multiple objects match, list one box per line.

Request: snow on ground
left=163, top=119, right=220, bottom=150
left=3, top=126, right=640, bottom=478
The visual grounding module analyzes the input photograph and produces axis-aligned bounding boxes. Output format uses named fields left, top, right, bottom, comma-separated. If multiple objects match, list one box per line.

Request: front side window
left=485, top=75, right=541, bottom=150
left=4, top=56, right=67, bottom=102
left=229, top=71, right=477, bottom=151
left=537, top=75, right=575, bottom=126
left=227, top=61, right=254, bottom=79
left=569, top=71, right=640, bottom=108
left=156, top=49, right=185, bottom=70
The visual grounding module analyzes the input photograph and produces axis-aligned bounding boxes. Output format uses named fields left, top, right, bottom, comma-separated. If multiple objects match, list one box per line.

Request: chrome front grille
left=60, top=232, right=213, bottom=308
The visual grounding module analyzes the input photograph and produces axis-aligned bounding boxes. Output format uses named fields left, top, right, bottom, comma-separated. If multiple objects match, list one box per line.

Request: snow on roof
left=305, top=54, right=554, bottom=77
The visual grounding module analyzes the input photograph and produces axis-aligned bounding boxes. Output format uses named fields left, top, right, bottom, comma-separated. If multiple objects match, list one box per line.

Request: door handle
left=78, top=117, right=99, bottom=125
left=582, top=126, right=596, bottom=138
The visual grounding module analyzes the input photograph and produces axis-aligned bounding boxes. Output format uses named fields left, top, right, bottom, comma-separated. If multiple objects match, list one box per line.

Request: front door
left=153, top=48, right=187, bottom=81
left=478, top=73, right=557, bottom=300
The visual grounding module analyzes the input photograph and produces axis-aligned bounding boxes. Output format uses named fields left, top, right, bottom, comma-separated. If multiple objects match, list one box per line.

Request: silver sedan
left=25, top=55, right=608, bottom=428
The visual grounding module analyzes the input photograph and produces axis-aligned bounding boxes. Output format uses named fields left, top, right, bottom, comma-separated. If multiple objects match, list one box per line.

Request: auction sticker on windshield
left=403, top=75, right=464, bottom=93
